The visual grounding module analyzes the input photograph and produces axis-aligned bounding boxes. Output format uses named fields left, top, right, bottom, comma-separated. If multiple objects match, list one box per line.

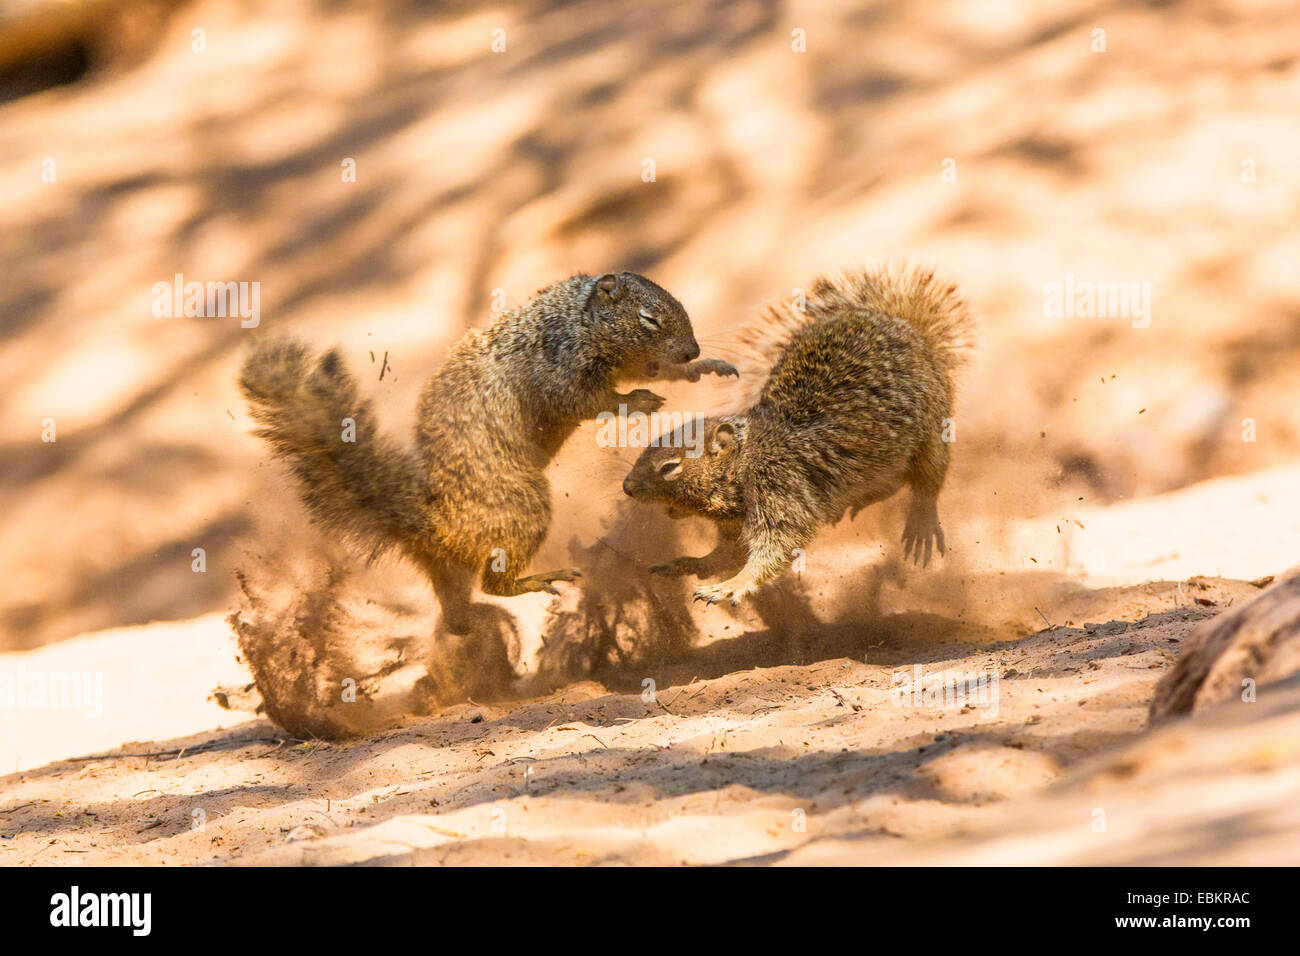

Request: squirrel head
left=622, top=415, right=747, bottom=520
left=584, top=272, right=700, bottom=369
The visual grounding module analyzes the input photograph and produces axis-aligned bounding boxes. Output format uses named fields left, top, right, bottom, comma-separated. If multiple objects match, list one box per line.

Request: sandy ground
left=3, top=464, right=1296, bottom=866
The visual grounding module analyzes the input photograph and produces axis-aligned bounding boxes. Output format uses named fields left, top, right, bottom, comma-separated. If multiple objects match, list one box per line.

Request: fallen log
left=1150, top=568, right=1300, bottom=723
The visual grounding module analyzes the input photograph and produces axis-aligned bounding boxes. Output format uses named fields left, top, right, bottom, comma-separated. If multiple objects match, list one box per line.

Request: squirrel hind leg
left=901, top=427, right=951, bottom=567
left=412, top=552, right=478, bottom=634
left=476, top=536, right=582, bottom=598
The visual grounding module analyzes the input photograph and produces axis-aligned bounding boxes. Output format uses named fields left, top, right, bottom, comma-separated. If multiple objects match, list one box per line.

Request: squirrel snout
left=622, top=477, right=641, bottom=497
left=679, top=343, right=701, bottom=363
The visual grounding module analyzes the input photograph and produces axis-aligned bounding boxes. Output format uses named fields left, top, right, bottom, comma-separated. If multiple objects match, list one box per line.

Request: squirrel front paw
left=623, top=389, right=666, bottom=415
left=693, top=578, right=757, bottom=607
left=688, top=358, right=739, bottom=381
left=641, top=358, right=739, bottom=382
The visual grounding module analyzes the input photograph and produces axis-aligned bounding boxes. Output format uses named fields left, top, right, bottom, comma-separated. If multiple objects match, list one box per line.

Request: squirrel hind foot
left=900, top=510, right=946, bottom=568
left=489, top=567, right=583, bottom=597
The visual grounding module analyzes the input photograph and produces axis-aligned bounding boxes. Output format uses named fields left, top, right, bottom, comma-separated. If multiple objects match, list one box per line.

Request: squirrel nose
left=680, top=343, right=700, bottom=362
left=623, top=477, right=639, bottom=496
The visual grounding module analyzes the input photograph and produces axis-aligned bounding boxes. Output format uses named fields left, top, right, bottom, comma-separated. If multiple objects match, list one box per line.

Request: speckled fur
left=623, top=265, right=974, bottom=606
left=240, top=272, right=727, bottom=632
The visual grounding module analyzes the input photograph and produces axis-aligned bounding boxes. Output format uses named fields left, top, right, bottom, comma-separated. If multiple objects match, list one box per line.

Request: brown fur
left=622, top=265, right=974, bottom=606
left=239, top=272, right=735, bottom=632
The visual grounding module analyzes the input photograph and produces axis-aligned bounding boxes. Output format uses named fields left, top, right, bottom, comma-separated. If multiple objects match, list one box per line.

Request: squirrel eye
left=658, top=459, right=682, bottom=478
left=639, top=307, right=662, bottom=331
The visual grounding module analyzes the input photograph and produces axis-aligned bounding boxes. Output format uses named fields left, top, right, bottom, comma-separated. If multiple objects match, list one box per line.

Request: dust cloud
left=228, top=439, right=1076, bottom=741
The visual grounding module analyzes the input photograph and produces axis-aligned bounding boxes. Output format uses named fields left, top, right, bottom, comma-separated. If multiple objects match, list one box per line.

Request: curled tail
left=836, top=264, right=975, bottom=377
left=744, top=263, right=976, bottom=378
left=239, top=338, right=431, bottom=557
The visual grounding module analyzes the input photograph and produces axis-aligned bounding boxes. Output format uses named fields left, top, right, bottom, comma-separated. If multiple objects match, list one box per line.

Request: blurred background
left=2, top=0, right=1298, bottom=653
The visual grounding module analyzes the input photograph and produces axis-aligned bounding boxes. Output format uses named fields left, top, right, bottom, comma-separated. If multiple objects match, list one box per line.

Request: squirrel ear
left=710, top=421, right=736, bottom=453
left=594, top=273, right=625, bottom=302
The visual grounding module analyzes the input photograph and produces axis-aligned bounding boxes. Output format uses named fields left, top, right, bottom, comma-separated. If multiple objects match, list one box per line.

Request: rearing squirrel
left=622, top=265, right=974, bottom=606
left=240, top=272, right=736, bottom=633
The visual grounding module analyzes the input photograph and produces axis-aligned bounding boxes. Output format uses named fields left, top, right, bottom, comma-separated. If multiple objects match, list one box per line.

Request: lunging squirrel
left=240, top=272, right=736, bottom=632
left=622, top=265, right=974, bottom=606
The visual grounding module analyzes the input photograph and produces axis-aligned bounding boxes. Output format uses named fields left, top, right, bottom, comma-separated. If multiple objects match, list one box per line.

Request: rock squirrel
left=239, top=272, right=737, bottom=633
left=621, top=265, right=974, bottom=606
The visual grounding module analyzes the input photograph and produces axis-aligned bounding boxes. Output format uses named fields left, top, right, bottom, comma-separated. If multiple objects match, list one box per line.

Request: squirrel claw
left=901, top=523, right=945, bottom=568
left=693, top=580, right=754, bottom=607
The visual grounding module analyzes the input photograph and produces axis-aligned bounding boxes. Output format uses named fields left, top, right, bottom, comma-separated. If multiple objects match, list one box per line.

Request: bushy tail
left=744, top=263, right=976, bottom=377
left=239, top=338, right=430, bottom=557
